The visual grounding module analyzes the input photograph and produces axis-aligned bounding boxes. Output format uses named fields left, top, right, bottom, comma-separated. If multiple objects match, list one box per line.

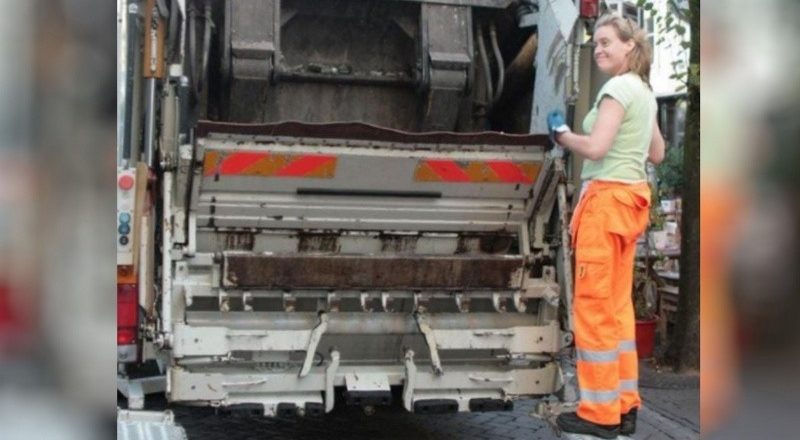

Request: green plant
left=649, top=181, right=665, bottom=230
left=656, top=144, right=683, bottom=198
left=633, top=266, right=659, bottom=320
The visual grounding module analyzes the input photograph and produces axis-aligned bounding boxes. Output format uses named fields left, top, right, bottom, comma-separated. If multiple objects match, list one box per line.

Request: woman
left=547, top=14, right=665, bottom=439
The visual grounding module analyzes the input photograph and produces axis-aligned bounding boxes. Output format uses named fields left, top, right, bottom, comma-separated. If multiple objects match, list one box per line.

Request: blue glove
left=547, top=110, right=570, bottom=144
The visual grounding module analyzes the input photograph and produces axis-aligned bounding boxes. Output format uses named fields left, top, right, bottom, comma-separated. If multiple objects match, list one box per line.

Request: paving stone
left=163, top=362, right=698, bottom=439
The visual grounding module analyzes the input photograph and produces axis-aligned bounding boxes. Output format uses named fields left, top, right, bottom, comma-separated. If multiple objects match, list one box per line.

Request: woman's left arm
left=648, top=116, right=666, bottom=164
left=554, top=97, right=625, bottom=161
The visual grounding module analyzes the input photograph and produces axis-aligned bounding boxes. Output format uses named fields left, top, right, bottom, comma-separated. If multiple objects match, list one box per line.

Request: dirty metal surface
left=223, top=254, right=524, bottom=289
left=195, top=120, right=550, bottom=148
left=454, top=234, right=515, bottom=254
left=222, top=232, right=256, bottom=251
left=297, top=232, right=341, bottom=253
left=379, top=234, right=421, bottom=253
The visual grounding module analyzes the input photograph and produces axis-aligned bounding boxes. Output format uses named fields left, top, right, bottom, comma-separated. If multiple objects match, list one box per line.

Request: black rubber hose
left=188, top=2, right=197, bottom=99
left=489, top=22, right=505, bottom=106
left=199, top=0, right=211, bottom=93
left=476, top=25, right=493, bottom=104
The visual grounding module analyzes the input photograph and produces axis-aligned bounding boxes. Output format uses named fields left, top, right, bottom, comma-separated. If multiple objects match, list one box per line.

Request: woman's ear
left=624, top=40, right=636, bottom=55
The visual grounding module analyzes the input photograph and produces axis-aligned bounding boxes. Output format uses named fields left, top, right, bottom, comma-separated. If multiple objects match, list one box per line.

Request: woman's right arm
left=648, top=117, right=665, bottom=164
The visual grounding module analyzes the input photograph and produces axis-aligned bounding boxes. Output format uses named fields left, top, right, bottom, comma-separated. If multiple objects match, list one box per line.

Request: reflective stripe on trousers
left=571, top=180, right=650, bottom=425
left=577, top=340, right=637, bottom=363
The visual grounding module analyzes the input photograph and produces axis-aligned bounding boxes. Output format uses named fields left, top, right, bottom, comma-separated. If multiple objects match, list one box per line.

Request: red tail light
left=580, top=0, right=599, bottom=18
left=117, top=282, right=138, bottom=345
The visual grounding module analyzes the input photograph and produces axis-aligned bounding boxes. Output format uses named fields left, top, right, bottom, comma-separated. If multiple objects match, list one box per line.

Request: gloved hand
left=547, top=110, right=570, bottom=144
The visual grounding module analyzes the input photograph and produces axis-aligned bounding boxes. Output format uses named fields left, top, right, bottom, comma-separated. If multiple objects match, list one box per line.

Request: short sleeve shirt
left=581, top=73, right=657, bottom=182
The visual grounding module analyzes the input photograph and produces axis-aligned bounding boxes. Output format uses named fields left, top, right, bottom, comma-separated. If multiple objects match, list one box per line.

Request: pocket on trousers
left=575, top=250, right=611, bottom=299
left=611, top=189, right=650, bottom=209
left=607, top=190, right=651, bottom=239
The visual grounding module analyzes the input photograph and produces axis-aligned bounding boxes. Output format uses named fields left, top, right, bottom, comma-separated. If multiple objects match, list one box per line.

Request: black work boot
left=556, top=412, right=620, bottom=439
left=620, top=408, right=638, bottom=436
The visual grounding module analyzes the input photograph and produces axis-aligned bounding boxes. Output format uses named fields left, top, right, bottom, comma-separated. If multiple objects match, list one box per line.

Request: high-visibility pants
left=569, top=180, right=651, bottom=426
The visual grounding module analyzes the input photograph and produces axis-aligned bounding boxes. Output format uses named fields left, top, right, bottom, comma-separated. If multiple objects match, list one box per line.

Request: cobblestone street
left=171, top=397, right=696, bottom=440
left=175, top=399, right=551, bottom=440
left=166, top=361, right=699, bottom=440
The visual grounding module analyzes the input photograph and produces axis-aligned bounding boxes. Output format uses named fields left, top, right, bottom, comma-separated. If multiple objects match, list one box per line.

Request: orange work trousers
left=569, top=180, right=651, bottom=425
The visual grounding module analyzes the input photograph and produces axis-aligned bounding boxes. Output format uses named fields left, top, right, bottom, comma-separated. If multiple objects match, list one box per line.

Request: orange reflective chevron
left=414, top=159, right=540, bottom=183
left=203, top=151, right=337, bottom=178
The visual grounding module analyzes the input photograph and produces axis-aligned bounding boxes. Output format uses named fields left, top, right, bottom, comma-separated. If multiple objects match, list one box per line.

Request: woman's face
left=593, top=25, right=635, bottom=76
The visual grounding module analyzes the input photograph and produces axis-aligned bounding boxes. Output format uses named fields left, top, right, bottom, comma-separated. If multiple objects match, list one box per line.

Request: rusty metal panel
left=195, top=230, right=466, bottom=255
left=223, top=254, right=524, bottom=289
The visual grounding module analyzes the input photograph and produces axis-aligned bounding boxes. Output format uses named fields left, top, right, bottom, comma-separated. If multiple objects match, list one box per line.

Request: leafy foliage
left=656, top=144, right=683, bottom=197
left=636, top=0, right=691, bottom=91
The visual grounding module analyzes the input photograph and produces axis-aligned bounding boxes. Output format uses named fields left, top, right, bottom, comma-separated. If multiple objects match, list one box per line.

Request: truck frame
left=117, top=0, right=602, bottom=423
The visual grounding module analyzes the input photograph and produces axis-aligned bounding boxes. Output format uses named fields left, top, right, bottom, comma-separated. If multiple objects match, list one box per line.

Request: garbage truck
left=117, top=0, right=605, bottom=421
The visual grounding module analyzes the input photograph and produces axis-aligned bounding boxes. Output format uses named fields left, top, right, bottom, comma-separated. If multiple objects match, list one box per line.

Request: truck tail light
left=117, top=282, right=139, bottom=345
left=580, top=0, right=599, bottom=18
left=118, top=263, right=139, bottom=349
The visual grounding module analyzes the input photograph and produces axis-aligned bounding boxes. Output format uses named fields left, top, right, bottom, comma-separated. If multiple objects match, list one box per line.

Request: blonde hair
left=594, top=14, right=653, bottom=88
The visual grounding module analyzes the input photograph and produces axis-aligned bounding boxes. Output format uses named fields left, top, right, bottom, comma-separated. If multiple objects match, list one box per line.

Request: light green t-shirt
left=581, top=72, right=657, bottom=182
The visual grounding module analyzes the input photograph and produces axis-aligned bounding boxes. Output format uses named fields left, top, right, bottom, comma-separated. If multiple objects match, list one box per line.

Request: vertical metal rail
left=161, top=171, right=174, bottom=345
left=556, top=171, right=574, bottom=334
left=143, top=0, right=166, bottom=167
left=144, top=78, right=157, bottom=166
left=120, top=0, right=141, bottom=165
